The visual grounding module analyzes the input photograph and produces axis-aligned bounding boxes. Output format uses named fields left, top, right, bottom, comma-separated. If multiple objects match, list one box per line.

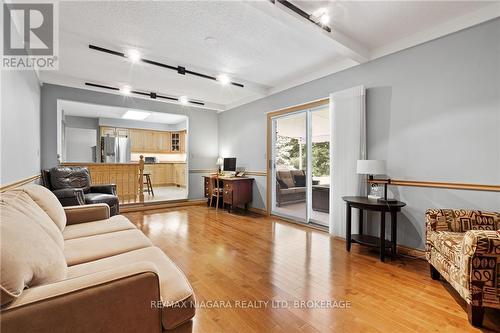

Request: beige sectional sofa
left=0, top=184, right=195, bottom=332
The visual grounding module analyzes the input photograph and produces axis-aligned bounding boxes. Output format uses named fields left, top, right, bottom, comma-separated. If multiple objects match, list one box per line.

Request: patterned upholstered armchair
left=425, top=209, right=500, bottom=326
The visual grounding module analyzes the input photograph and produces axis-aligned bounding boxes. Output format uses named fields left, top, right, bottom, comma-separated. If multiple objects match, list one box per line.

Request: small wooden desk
left=342, top=196, right=406, bottom=262
left=203, top=176, right=254, bottom=213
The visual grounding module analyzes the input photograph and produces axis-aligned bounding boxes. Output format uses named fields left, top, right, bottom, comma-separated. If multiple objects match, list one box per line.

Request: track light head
left=126, top=49, right=141, bottom=63
left=217, top=74, right=230, bottom=85
left=320, top=13, right=330, bottom=25
left=121, top=86, right=131, bottom=95
left=179, top=96, right=188, bottom=105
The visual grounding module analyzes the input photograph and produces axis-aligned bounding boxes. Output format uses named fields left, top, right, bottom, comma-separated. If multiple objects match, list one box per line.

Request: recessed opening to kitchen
left=57, top=99, right=188, bottom=204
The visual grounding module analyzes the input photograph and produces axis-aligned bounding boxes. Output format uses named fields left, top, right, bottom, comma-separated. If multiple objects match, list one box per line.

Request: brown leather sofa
left=276, top=170, right=306, bottom=206
left=0, top=184, right=195, bottom=333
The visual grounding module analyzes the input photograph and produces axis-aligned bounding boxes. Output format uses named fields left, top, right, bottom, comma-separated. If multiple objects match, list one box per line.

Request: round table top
left=342, top=196, right=406, bottom=209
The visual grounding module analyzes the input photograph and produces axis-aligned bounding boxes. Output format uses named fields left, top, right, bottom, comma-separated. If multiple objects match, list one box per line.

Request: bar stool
left=143, top=172, right=154, bottom=196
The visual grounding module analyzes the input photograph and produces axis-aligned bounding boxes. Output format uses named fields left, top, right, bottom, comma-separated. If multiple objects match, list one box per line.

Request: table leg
left=359, top=208, right=363, bottom=235
left=346, top=203, right=352, bottom=252
left=380, top=212, right=386, bottom=262
left=391, top=211, right=397, bottom=257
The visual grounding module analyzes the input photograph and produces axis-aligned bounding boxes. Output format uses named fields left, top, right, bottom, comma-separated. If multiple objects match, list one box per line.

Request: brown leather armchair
left=42, top=167, right=120, bottom=216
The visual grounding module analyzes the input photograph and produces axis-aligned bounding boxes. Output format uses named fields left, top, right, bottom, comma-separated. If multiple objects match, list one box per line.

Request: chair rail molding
left=0, top=174, right=41, bottom=192
left=368, top=179, right=500, bottom=192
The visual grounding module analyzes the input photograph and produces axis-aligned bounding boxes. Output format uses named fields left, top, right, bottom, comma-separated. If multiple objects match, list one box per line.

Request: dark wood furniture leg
left=467, top=304, right=485, bottom=327
left=358, top=208, right=363, bottom=235
left=380, top=212, right=385, bottom=262
left=148, top=176, right=154, bottom=196
left=346, top=203, right=351, bottom=251
left=429, top=264, right=440, bottom=280
left=391, top=211, right=397, bottom=257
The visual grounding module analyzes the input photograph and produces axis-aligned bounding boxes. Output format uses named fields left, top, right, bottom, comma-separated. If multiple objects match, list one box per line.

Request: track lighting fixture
left=85, top=82, right=204, bottom=106
left=89, top=44, right=244, bottom=88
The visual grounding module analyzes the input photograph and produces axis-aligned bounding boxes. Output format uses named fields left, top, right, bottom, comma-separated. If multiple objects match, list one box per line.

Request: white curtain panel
left=329, top=86, right=367, bottom=236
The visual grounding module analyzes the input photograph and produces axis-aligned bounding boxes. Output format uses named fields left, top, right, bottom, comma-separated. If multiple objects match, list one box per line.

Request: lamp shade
left=356, top=160, right=386, bottom=175
left=216, top=157, right=224, bottom=166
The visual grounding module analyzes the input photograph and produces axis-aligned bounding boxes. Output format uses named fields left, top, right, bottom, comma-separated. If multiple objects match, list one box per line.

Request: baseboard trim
left=121, top=199, right=206, bottom=213
left=333, top=236, right=426, bottom=259
left=248, top=207, right=268, bottom=215
left=0, top=174, right=41, bottom=192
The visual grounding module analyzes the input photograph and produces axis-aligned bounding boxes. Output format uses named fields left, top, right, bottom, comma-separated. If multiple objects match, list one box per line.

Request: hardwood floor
left=124, top=206, right=500, bottom=333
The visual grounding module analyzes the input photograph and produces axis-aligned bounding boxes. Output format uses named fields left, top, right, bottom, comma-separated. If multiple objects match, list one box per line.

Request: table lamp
left=216, top=157, right=224, bottom=174
left=356, top=160, right=393, bottom=202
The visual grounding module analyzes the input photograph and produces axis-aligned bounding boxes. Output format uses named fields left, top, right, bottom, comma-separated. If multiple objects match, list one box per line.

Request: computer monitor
left=223, top=157, right=236, bottom=172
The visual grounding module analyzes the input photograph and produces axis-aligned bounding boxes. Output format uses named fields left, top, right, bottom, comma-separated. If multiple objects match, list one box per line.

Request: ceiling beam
left=250, top=1, right=369, bottom=64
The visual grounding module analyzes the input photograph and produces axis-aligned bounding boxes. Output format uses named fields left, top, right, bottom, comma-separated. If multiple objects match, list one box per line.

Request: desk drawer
left=223, top=189, right=233, bottom=204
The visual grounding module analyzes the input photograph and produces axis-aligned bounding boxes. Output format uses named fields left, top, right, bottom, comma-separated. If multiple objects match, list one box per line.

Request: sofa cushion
left=49, top=166, right=91, bottom=193
left=280, top=187, right=306, bottom=195
left=277, top=170, right=295, bottom=188
left=428, top=231, right=464, bottom=268
left=292, top=174, right=306, bottom=187
left=277, top=177, right=288, bottom=189
left=63, top=215, right=136, bottom=240
left=0, top=190, right=64, bottom=249
left=18, top=184, right=67, bottom=231
left=67, top=246, right=195, bottom=330
left=64, top=229, right=153, bottom=266
left=0, top=204, right=67, bottom=306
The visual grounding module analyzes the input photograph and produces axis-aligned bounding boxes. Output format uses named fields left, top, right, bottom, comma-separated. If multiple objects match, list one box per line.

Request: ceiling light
left=126, top=49, right=141, bottom=63
left=122, top=110, right=151, bottom=120
left=320, top=13, right=330, bottom=25
left=179, top=96, right=188, bottom=105
left=121, top=86, right=131, bottom=95
left=217, top=74, right=230, bottom=85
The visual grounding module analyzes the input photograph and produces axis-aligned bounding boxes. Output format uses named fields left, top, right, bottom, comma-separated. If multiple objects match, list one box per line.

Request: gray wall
left=98, top=117, right=183, bottom=131
left=218, top=19, right=500, bottom=249
left=1, top=64, right=41, bottom=185
left=65, top=115, right=99, bottom=130
left=41, top=84, right=218, bottom=199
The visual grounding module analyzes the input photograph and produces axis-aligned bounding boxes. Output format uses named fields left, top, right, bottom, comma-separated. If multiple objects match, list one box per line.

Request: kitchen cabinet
left=142, top=163, right=184, bottom=186
left=179, top=131, right=186, bottom=153
left=100, top=127, right=116, bottom=137
left=143, top=131, right=155, bottom=152
left=101, top=126, right=186, bottom=154
left=129, top=129, right=144, bottom=152
left=173, top=163, right=186, bottom=187
left=116, top=128, right=129, bottom=137
left=171, top=132, right=180, bottom=152
left=160, top=132, right=171, bottom=152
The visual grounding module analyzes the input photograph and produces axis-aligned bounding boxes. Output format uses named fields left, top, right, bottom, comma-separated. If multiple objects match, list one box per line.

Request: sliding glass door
left=271, top=105, right=330, bottom=227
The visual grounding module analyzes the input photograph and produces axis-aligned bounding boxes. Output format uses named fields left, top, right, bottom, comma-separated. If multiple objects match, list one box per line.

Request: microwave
left=144, top=157, right=158, bottom=164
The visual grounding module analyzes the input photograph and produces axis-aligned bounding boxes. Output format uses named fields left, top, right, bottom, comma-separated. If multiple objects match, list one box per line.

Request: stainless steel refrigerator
left=101, top=135, right=131, bottom=163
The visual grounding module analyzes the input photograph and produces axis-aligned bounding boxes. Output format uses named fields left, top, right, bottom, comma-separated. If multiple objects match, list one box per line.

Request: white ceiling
left=60, top=100, right=187, bottom=124
left=40, top=1, right=499, bottom=112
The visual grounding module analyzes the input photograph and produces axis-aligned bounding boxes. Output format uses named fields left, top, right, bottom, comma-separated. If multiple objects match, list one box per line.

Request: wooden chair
left=208, top=175, right=223, bottom=210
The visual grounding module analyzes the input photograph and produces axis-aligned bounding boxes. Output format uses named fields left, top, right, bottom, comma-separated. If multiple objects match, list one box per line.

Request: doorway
left=268, top=100, right=330, bottom=227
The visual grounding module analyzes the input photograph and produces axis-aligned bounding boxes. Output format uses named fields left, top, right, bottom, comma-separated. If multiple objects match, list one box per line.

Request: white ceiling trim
left=248, top=1, right=369, bottom=63
left=370, top=1, right=500, bottom=60
left=223, top=58, right=357, bottom=112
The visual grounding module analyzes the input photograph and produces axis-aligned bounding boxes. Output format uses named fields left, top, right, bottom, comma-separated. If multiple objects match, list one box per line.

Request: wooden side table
left=342, top=196, right=406, bottom=262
